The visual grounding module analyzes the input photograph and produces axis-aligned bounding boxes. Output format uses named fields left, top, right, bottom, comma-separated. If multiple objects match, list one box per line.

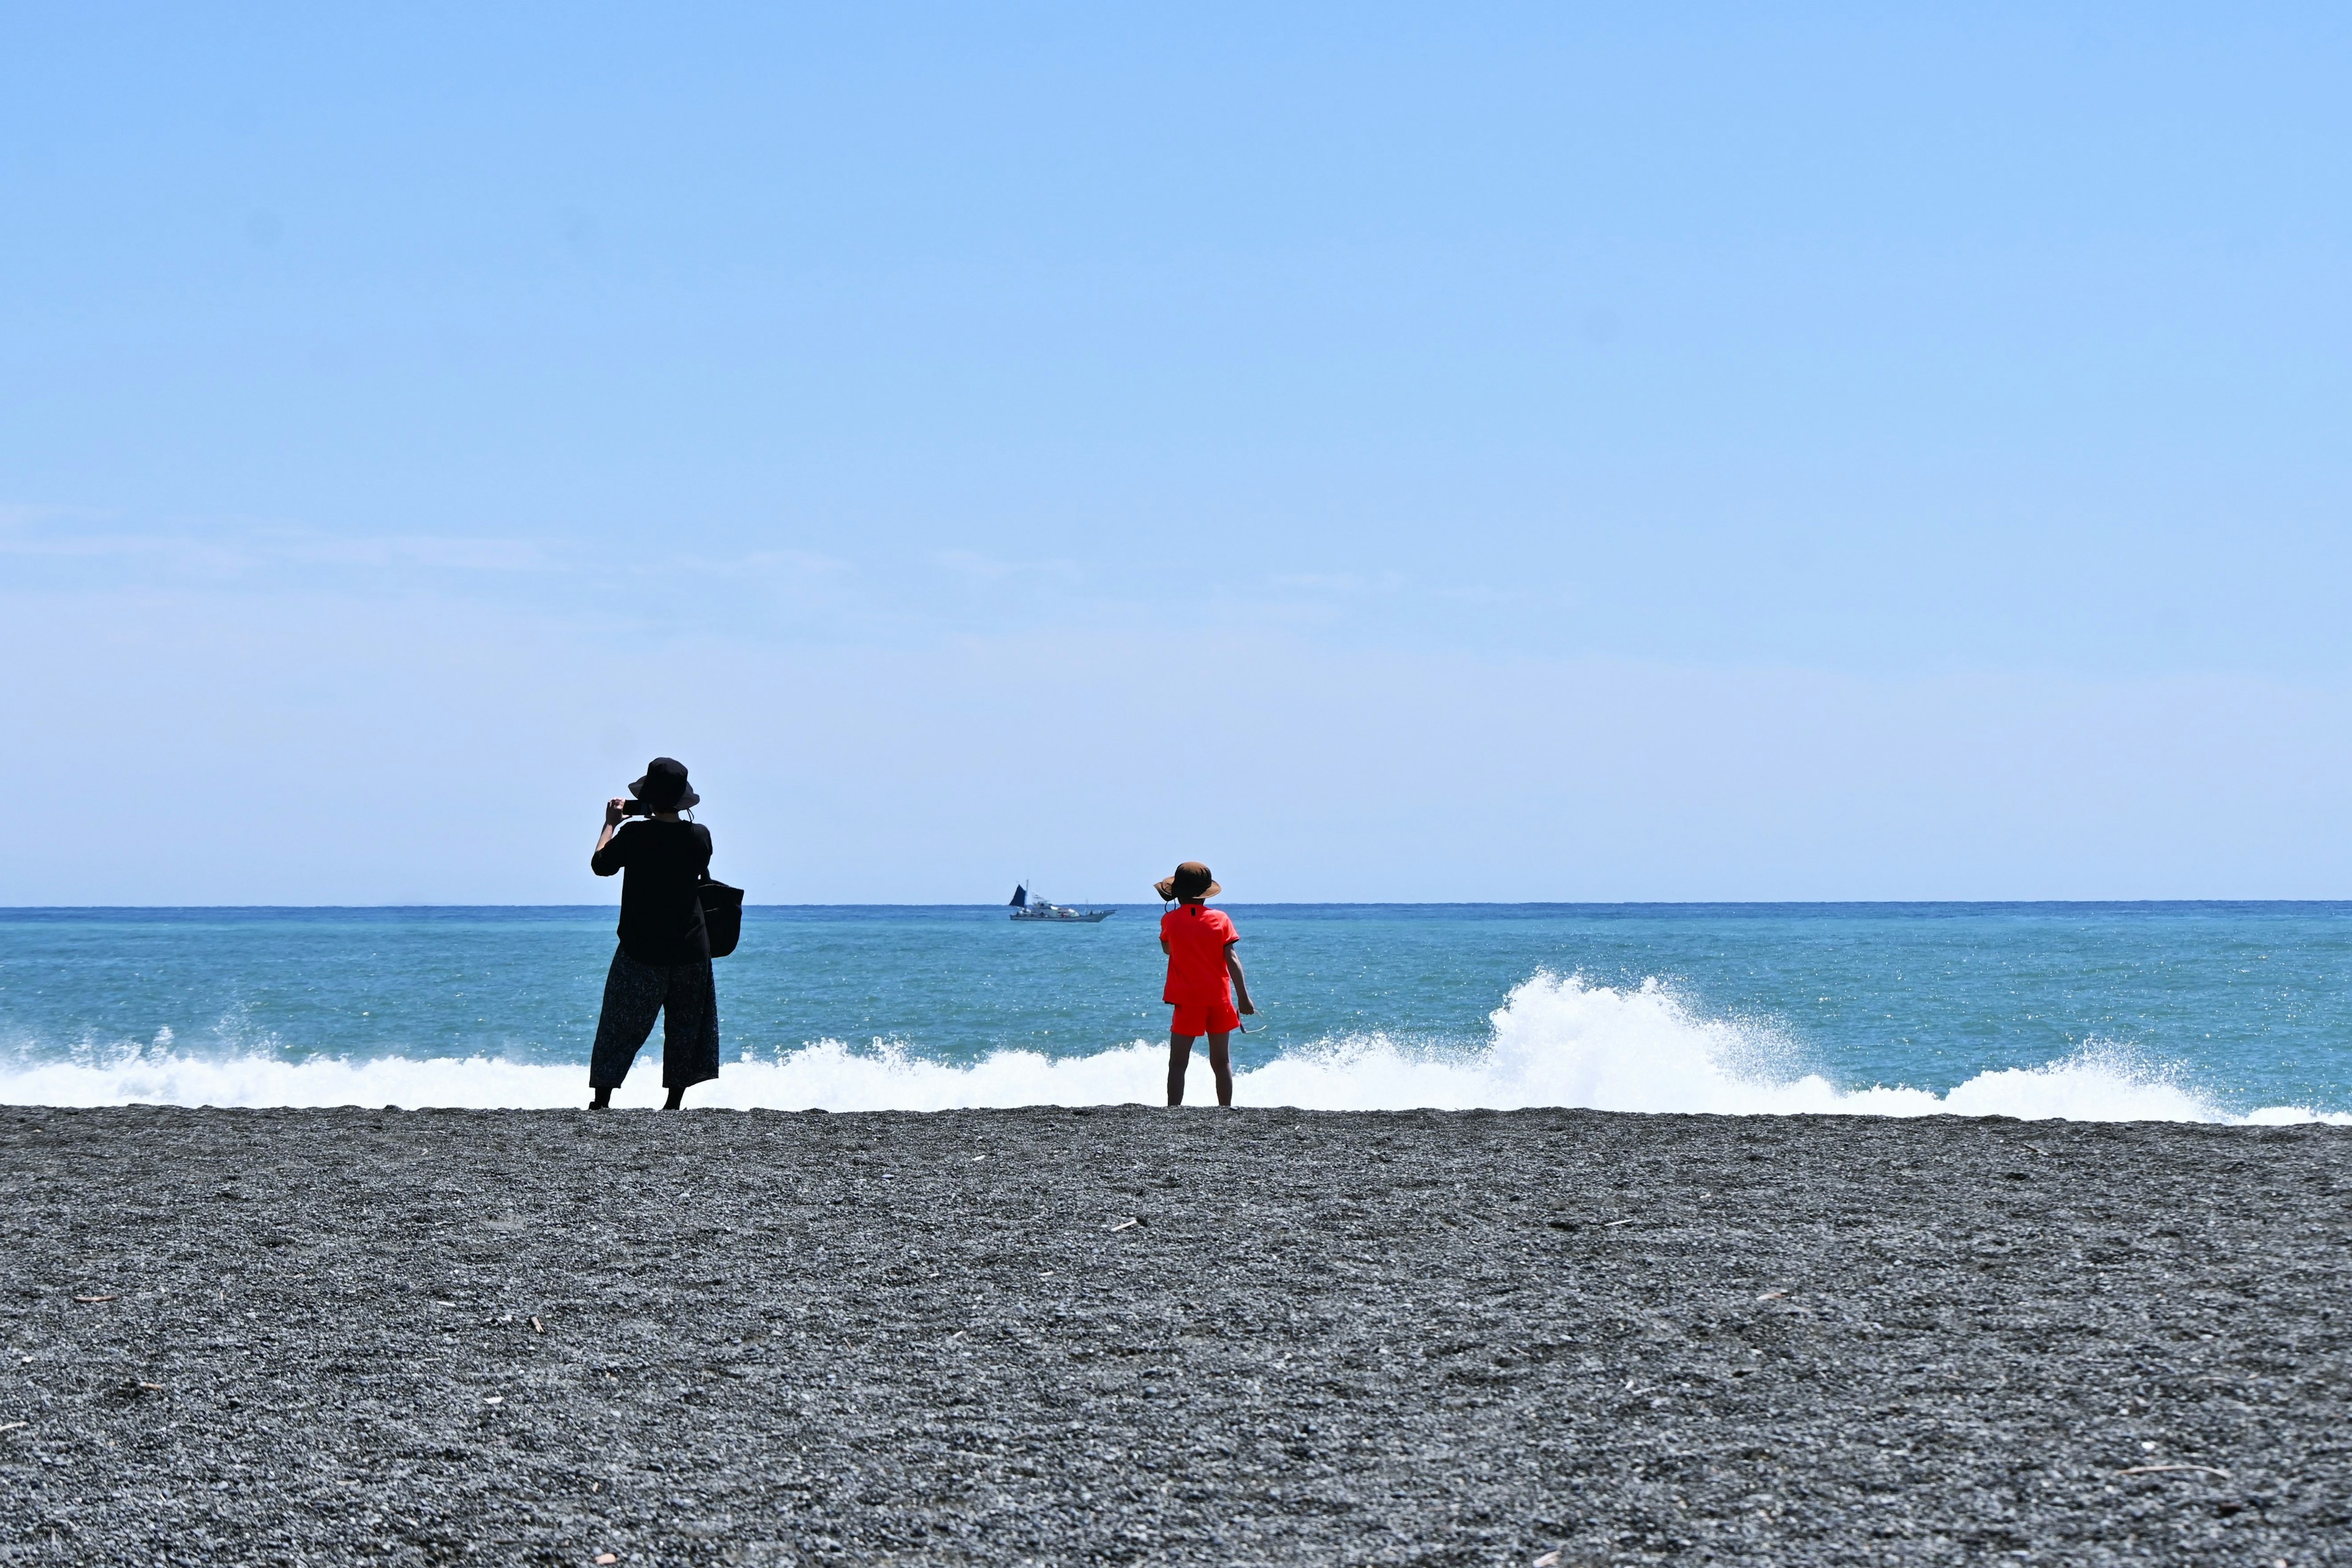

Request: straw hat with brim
left=1155, top=862, right=1221, bottom=901
left=629, top=756, right=701, bottom=811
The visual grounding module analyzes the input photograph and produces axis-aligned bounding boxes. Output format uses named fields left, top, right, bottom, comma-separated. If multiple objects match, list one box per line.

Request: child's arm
left=1226, top=944, right=1254, bottom=1014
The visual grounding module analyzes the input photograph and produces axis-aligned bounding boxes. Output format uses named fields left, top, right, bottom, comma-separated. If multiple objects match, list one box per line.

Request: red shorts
left=1169, top=996, right=1240, bottom=1037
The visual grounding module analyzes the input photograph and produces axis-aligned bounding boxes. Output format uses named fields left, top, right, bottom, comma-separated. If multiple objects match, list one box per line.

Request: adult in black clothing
left=587, top=756, right=720, bottom=1109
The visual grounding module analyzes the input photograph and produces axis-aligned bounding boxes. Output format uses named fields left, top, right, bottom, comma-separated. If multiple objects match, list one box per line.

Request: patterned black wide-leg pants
left=589, top=946, right=721, bottom=1090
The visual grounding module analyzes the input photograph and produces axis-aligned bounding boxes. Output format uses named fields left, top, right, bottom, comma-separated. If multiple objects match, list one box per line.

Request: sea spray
left=4, top=970, right=2343, bottom=1124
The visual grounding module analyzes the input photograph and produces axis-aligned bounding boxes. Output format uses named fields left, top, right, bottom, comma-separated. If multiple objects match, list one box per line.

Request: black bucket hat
left=628, top=757, right=700, bottom=811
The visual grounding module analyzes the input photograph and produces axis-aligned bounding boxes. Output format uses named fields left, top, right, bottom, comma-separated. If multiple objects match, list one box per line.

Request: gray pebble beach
left=2, top=1105, right=2346, bottom=1566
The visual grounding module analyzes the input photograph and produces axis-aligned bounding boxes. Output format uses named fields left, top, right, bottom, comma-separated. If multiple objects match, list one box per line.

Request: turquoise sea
left=1, top=903, right=2348, bottom=1120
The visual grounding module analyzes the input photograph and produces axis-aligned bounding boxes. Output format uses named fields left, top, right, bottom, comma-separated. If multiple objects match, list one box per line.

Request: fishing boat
left=1008, top=884, right=1114, bottom=922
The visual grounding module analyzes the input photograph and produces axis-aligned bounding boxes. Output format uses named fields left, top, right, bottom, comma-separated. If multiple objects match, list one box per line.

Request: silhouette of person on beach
left=1156, top=861, right=1255, bottom=1106
left=587, top=758, right=720, bottom=1110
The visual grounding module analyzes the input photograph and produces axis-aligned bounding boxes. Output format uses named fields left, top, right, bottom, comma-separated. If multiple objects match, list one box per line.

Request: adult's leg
left=658, top=958, right=722, bottom=1109
left=1205, top=1031, right=1234, bottom=1106
left=588, top=948, right=666, bottom=1106
left=1167, top=1032, right=1198, bottom=1106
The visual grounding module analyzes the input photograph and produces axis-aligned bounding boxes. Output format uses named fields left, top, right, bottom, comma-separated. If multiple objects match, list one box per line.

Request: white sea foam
left=2, top=973, right=2345, bottom=1123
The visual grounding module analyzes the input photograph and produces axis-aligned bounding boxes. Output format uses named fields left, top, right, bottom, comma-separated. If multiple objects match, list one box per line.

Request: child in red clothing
left=1154, top=861, right=1256, bottom=1106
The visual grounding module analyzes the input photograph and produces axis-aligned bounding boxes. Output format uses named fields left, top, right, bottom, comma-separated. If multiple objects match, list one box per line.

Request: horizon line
left=4, top=898, right=2350, bottom=913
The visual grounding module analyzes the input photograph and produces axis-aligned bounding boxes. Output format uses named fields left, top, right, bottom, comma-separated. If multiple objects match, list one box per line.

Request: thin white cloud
left=1267, top=570, right=1406, bottom=595
left=0, top=508, right=558, bottom=578
left=929, top=548, right=1082, bottom=586
left=270, top=532, right=554, bottom=573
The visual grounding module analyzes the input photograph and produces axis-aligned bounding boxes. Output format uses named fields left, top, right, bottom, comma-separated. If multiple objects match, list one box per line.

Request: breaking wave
left=1, top=973, right=2344, bottom=1124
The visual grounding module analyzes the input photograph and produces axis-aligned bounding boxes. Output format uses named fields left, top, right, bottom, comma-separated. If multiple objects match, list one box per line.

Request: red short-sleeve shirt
left=1159, top=904, right=1238, bottom=1006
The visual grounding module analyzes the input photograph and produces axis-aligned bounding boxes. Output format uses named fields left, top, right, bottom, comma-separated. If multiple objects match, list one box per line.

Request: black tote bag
left=698, top=876, right=745, bottom=959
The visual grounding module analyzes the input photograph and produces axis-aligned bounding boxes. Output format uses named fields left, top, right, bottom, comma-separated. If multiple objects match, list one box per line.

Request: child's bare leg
left=1207, top=1033, right=1234, bottom=1106
left=1167, top=1033, right=1197, bottom=1105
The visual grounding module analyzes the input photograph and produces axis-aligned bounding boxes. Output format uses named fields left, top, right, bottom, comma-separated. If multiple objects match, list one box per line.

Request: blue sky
left=5, top=4, right=2351, bottom=902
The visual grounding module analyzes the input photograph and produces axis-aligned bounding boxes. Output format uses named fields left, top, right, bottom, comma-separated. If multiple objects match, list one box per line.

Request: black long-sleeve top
left=592, top=819, right=713, bottom=965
